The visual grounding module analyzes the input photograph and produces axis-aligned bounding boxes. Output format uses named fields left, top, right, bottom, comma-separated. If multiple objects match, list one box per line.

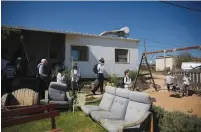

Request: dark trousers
left=167, top=83, right=172, bottom=91
left=5, top=78, right=14, bottom=93
left=71, top=81, right=78, bottom=96
left=92, top=73, right=104, bottom=93
left=36, top=77, right=46, bottom=100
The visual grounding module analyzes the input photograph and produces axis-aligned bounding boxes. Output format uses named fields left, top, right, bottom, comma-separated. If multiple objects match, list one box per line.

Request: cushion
left=105, top=85, right=116, bottom=95
left=110, top=96, right=129, bottom=119
left=100, top=119, right=140, bottom=132
left=81, top=105, right=101, bottom=115
left=49, top=82, right=68, bottom=91
left=115, top=88, right=129, bottom=98
left=90, top=111, right=122, bottom=122
left=99, top=93, right=115, bottom=111
left=128, top=91, right=151, bottom=104
left=49, top=82, right=68, bottom=101
left=124, top=101, right=151, bottom=122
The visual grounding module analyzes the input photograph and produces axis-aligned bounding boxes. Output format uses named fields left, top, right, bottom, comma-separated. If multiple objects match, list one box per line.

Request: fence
left=172, top=69, right=201, bottom=90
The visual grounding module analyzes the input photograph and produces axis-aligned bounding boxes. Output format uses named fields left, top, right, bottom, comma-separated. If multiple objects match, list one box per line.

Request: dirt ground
left=143, top=73, right=201, bottom=117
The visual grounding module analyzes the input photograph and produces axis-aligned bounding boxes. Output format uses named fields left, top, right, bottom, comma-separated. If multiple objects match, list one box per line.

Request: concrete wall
left=156, top=57, right=175, bottom=71
left=64, top=34, right=138, bottom=78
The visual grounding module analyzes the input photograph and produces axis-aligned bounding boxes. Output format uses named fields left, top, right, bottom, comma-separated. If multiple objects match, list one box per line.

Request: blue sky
left=2, top=1, right=201, bottom=63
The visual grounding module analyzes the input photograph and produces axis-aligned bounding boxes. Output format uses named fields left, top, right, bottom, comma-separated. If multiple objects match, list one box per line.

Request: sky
left=2, top=1, right=201, bottom=63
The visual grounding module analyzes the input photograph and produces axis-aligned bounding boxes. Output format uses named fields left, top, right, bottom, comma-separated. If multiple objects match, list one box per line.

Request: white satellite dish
left=120, top=27, right=130, bottom=34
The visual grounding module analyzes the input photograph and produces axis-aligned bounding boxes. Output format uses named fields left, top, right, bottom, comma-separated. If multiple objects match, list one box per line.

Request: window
left=115, top=49, right=129, bottom=63
left=71, top=46, right=88, bottom=61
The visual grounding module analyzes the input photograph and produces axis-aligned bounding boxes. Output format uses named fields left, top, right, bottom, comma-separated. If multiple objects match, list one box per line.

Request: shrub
left=128, top=70, right=138, bottom=81
left=107, top=73, right=119, bottom=87
left=153, top=106, right=201, bottom=132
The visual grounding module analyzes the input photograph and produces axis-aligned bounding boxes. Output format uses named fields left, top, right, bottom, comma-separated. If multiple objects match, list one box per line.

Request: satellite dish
left=120, top=27, right=130, bottom=34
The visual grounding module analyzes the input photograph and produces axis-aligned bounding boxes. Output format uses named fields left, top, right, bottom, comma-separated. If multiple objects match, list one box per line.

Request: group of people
left=91, top=57, right=133, bottom=95
left=36, top=57, right=134, bottom=98
left=36, top=58, right=82, bottom=99
left=164, top=71, right=191, bottom=96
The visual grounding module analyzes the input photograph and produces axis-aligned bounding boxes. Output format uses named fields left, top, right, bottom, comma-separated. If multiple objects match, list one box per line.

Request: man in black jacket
left=36, top=59, right=48, bottom=99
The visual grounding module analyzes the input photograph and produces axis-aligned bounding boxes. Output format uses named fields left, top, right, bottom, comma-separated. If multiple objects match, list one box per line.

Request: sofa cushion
left=90, top=111, right=122, bottom=122
left=99, top=86, right=116, bottom=111
left=100, top=119, right=140, bottom=132
left=81, top=105, right=100, bottom=115
left=110, top=96, right=129, bottom=119
left=125, top=102, right=151, bottom=122
left=115, top=88, right=129, bottom=98
left=49, top=82, right=68, bottom=101
left=105, top=85, right=116, bottom=95
left=128, top=91, right=151, bottom=104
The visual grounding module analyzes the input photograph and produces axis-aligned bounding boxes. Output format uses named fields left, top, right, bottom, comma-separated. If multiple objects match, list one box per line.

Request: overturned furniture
left=170, top=75, right=192, bottom=97
left=40, top=82, right=73, bottom=110
left=81, top=86, right=153, bottom=132
left=1, top=88, right=39, bottom=111
left=2, top=104, right=62, bottom=132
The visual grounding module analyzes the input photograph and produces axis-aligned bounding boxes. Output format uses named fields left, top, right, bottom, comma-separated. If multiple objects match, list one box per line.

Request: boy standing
left=182, top=73, right=191, bottom=96
left=164, top=72, right=175, bottom=91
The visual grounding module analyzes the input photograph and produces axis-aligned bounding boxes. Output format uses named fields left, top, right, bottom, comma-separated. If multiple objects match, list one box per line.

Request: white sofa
left=81, top=86, right=153, bottom=132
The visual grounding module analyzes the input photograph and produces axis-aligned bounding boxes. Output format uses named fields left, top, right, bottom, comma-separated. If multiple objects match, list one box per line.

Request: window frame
left=71, top=45, right=89, bottom=62
left=115, top=48, right=130, bottom=64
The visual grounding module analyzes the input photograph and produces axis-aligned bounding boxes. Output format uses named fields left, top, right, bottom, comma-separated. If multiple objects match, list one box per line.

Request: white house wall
left=65, top=35, right=138, bottom=78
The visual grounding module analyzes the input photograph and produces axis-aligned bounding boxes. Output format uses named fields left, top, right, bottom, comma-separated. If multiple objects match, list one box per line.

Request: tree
left=1, top=27, right=21, bottom=40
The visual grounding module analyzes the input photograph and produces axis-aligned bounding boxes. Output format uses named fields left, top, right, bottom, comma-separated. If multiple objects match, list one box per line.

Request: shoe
left=91, top=91, right=96, bottom=95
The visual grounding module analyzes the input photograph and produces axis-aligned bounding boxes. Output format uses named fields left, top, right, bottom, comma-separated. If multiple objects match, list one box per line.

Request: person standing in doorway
left=92, top=57, right=105, bottom=95
left=36, top=59, right=48, bottom=99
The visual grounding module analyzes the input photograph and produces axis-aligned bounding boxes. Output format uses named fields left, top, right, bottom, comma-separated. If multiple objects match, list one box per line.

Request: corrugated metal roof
left=2, top=25, right=140, bottom=43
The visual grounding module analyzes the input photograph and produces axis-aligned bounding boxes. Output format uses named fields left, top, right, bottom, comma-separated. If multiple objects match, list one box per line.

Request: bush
left=153, top=106, right=201, bottom=132
left=128, top=70, right=138, bottom=81
left=107, top=73, right=119, bottom=87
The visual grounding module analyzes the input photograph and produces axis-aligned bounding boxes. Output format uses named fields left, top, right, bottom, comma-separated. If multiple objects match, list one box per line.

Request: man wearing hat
left=92, top=57, right=105, bottom=95
left=36, top=58, right=48, bottom=99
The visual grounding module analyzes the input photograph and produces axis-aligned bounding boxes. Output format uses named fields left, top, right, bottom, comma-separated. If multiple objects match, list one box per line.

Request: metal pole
left=164, top=50, right=166, bottom=72
left=144, top=39, right=146, bottom=53
left=144, top=46, right=200, bottom=55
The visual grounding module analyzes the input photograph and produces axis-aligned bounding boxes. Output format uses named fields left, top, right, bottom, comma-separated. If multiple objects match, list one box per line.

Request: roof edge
left=2, top=25, right=140, bottom=43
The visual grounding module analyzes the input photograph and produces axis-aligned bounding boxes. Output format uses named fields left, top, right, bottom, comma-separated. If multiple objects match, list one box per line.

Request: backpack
left=93, top=64, right=98, bottom=74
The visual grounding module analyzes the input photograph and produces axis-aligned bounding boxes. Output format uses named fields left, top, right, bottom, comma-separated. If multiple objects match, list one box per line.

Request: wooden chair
left=1, top=88, right=38, bottom=111
left=2, top=104, right=62, bottom=132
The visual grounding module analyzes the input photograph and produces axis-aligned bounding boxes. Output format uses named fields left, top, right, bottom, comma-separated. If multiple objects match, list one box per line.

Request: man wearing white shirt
left=71, top=63, right=81, bottom=95
left=124, top=70, right=132, bottom=90
left=92, top=57, right=105, bottom=95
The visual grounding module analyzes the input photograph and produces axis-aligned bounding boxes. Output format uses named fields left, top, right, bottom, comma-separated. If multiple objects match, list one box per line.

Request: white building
left=2, top=25, right=139, bottom=78
left=155, top=56, right=175, bottom=71
left=65, top=34, right=139, bottom=78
